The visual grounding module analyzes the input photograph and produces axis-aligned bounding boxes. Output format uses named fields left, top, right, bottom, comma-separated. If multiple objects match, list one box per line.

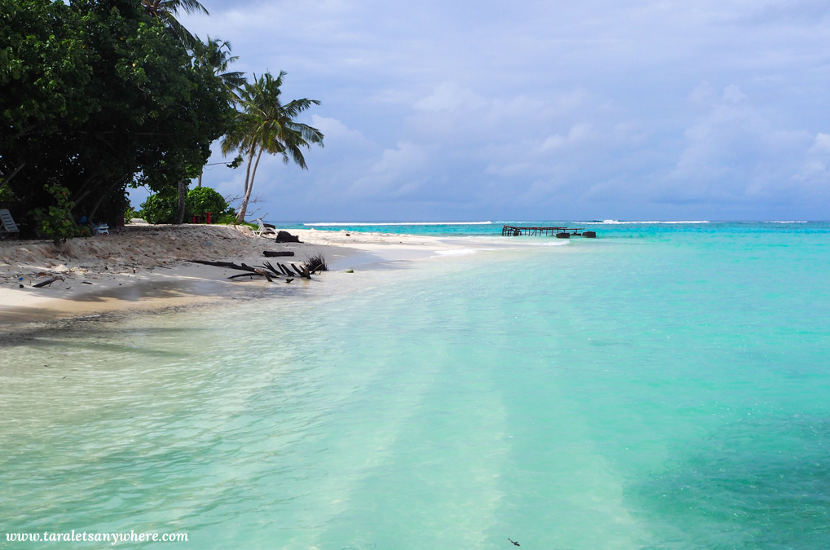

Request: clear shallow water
left=1, top=222, right=830, bottom=549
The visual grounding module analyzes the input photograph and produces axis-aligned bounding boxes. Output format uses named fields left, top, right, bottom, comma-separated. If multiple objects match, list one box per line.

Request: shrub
left=29, top=184, right=81, bottom=243
left=140, top=192, right=177, bottom=224
left=215, top=212, right=238, bottom=225
left=0, top=182, right=15, bottom=204
left=214, top=211, right=256, bottom=229
left=186, top=187, right=228, bottom=219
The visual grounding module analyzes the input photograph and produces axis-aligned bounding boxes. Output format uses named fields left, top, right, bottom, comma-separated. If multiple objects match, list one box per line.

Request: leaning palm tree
left=142, top=0, right=208, bottom=48
left=222, top=72, right=324, bottom=223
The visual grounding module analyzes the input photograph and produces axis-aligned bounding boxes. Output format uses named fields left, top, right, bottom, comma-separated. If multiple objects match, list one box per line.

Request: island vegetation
left=0, top=0, right=323, bottom=240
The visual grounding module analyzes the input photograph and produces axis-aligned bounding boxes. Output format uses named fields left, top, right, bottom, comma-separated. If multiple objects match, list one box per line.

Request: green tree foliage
left=192, top=37, right=245, bottom=189
left=29, top=184, right=81, bottom=243
left=140, top=191, right=177, bottom=224
left=185, top=186, right=228, bottom=218
left=142, top=186, right=229, bottom=223
left=0, top=0, right=234, bottom=236
left=222, top=72, right=324, bottom=223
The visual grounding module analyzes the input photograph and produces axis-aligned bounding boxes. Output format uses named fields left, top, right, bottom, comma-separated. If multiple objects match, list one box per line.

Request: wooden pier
left=501, top=225, right=596, bottom=238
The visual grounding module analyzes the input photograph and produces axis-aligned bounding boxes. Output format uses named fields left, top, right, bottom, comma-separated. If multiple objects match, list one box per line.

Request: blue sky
left=132, top=0, right=830, bottom=221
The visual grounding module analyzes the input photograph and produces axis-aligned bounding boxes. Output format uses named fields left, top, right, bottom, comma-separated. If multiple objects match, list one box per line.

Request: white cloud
left=665, top=85, right=813, bottom=205
left=538, top=124, right=593, bottom=151
left=722, top=84, right=747, bottom=104
left=350, top=142, right=429, bottom=197
left=689, top=81, right=715, bottom=105
left=309, top=115, right=371, bottom=148
left=808, top=132, right=830, bottom=154
left=413, top=82, right=487, bottom=112
left=794, top=132, right=830, bottom=189
left=180, top=0, right=830, bottom=220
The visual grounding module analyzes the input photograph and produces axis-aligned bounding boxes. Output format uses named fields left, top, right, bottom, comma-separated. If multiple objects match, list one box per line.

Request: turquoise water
left=290, top=219, right=824, bottom=238
left=1, top=222, right=829, bottom=548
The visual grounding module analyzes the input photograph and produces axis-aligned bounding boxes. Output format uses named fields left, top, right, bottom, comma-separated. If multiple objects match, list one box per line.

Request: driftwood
left=263, top=250, right=295, bottom=257
left=227, top=270, right=280, bottom=283
left=285, top=263, right=310, bottom=279
left=303, top=254, right=328, bottom=273
left=190, top=260, right=255, bottom=272
left=261, top=260, right=277, bottom=276
left=190, top=259, right=311, bottom=282
left=264, top=261, right=294, bottom=282
left=227, top=273, right=258, bottom=280
left=261, top=261, right=282, bottom=279
left=33, top=277, right=64, bottom=288
left=251, top=268, right=271, bottom=282
left=289, top=263, right=305, bottom=277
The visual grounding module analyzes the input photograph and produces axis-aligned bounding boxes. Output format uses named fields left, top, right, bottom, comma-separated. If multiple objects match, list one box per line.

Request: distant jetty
left=501, top=225, right=596, bottom=239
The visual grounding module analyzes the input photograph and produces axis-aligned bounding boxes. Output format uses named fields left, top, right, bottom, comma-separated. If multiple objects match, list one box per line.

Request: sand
left=0, top=223, right=481, bottom=325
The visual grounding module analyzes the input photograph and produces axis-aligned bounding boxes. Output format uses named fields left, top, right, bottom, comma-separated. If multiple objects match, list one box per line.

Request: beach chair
left=254, top=218, right=277, bottom=237
left=95, top=223, right=109, bottom=235
left=0, top=209, right=20, bottom=238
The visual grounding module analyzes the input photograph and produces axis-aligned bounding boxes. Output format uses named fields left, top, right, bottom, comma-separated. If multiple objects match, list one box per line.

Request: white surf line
left=578, top=220, right=711, bottom=225
left=304, top=221, right=494, bottom=226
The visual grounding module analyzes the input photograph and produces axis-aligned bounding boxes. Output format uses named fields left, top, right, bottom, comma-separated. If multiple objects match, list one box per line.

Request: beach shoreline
left=0, top=223, right=518, bottom=327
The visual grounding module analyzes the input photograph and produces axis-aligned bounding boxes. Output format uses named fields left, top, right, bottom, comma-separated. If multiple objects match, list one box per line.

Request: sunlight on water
left=1, top=223, right=829, bottom=548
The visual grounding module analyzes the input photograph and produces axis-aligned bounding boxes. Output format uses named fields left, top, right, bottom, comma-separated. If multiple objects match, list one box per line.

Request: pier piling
left=501, top=225, right=595, bottom=238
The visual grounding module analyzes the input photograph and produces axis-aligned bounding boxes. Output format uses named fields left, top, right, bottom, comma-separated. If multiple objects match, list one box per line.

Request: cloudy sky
left=139, top=0, right=830, bottom=221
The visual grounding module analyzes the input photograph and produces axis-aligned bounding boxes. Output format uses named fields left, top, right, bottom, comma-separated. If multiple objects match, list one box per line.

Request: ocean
left=1, top=221, right=829, bottom=548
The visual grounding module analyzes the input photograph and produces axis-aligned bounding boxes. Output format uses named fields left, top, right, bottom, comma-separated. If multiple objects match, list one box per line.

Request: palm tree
left=222, top=72, right=324, bottom=223
left=142, top=0, right=208, bottom=48
left=193, top=37, right=245, bottom=188
left=194, top=36, right=246, bottom=93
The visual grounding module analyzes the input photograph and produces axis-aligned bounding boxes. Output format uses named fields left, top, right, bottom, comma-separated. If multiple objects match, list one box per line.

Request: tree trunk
left=197, top=170, right=202, bottom=188
left=236, top=147, right=260, bottom=223
left=87, top=177, right=129, bottom=223
left=175, top=178, right=187, bottom=224
left=0, top=162, right=25, bottom=186
left=242, top=147, right=255, bottom=196
left=249, top=146, right=264, bottom=193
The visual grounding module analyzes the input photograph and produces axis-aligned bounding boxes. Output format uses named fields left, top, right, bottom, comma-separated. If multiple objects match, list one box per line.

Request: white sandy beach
left=0, top=223, right=508, bottom=325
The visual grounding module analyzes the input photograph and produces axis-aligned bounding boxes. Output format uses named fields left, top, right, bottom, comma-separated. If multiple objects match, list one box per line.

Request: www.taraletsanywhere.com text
left=5, top=530, right=188, bottom=545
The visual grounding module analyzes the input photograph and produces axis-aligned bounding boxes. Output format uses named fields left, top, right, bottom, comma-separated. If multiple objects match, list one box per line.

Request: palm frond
left=224, top=70, right=323, bottom=171
left=143, top=0, right=207, bottom=48
left=161, top=0, right=209, bottom=16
